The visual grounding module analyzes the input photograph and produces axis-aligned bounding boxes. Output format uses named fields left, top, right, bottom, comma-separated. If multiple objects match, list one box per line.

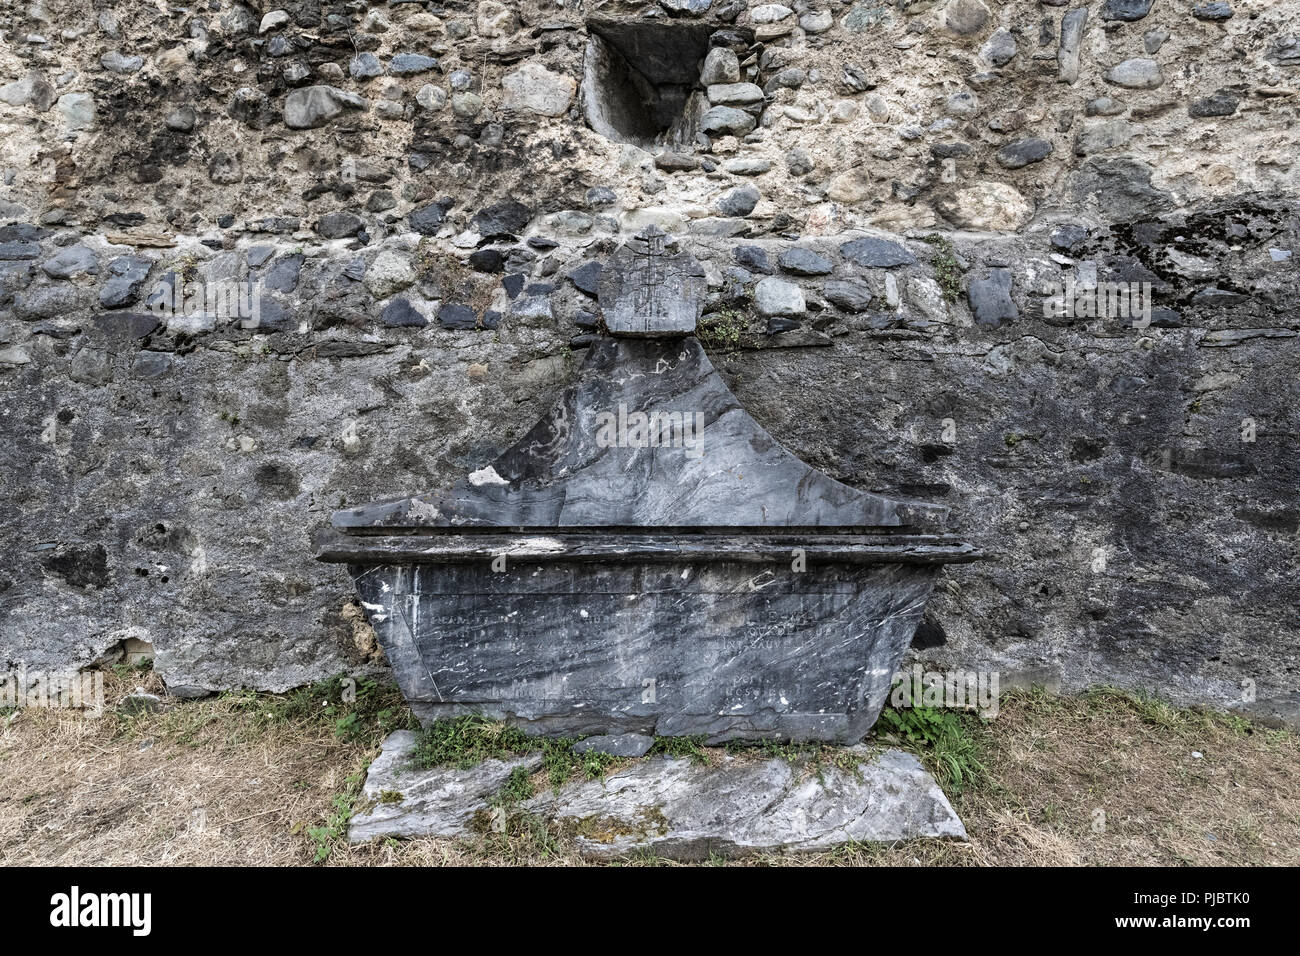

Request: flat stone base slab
left=350, top=730, right=966, bottom=859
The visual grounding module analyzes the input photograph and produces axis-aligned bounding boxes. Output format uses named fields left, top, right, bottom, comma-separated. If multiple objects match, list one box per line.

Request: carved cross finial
left=598, top=228, right=706, bottom=338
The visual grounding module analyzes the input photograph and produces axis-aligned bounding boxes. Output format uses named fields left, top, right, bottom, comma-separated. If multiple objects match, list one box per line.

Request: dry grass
left=1, top=670, right=1296, bottom=867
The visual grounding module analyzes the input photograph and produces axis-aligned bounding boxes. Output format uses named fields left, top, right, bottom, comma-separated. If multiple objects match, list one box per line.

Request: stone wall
left=1, top=0, right=1297, bottom=720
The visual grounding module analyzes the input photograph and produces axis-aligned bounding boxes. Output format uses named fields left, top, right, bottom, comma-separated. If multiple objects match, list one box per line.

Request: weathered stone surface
left=840, top=236, right=916, bottom=268
left=501, top=63, right=576, bottom=117
left=700, top=106, right=756, bottom=137
left=707, top=83, right=764, bottom=106
left=778, top=248, right=833, bottom=276
left=996, top=138, right=1053, bottom=169
left=1100, top=0, right=1153, bottom=21
left=1105, top=58, right=1163, bottom=90
left=981, top=28, right=1018, bottom=67
left=1189, top=90, right=1240, bottom=118
left=349, top=53, right=384, bottom=79
left=42, top=245, right=99, bottom=279
left=967, top=268, right=1019, bottom=326
left=0, top=72, right=56, bottom=111
left=1058, top=8, right=1089, bottom=85
left=699, top=47, right=740, bottom=86
left=942, top=0, right=990, bottom=35
left=1075, top=119, right=1134, bottom=156
left=715, top=185, right=760, bottom=217
left=389, top=54, right=439, bottom=76
left=571, top=733, right=654, bottom=757
left=472, top=201, right=532, bottom=237
left=3, top=0, right=1298, bottom=725
left=381, top=298, right=429, bottom=327
left=363, top=252, right=415, bottom=298
left=823, top=278, right=874, bottom=312
left=935, top=182, right=1033, bottom=231
left=350, top=732, right=967, bottom=857
left=754, top=276, right=807, bottom=316
left=100, top=52, right=143, bottom=74
left=57, top=92, right=95, bottom=130
left=597, top=228, right=706, bottom=336
left=99, top=256, right=152, bottom=308
left=527, top=749, right=966, bottom=858
left=1192, top=2, right=1233, bottom=20
left=348, top=731, right=543, bottom=842
left=315, top=211, right=363, bottom=239
left=284, top=85, right=368, bottom=129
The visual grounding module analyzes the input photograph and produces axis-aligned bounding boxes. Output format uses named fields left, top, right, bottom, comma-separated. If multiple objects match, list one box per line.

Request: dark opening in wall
left=582, top=19, right=716, bottom=148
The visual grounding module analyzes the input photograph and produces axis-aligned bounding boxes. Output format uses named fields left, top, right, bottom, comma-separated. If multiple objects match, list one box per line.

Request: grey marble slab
left=348, top=556, right=945, bottom=741
left=331, top=336, right=948, bottom=532
left=348, top=731, right=967, bottom=856
left=321, top=231, right=976, bottom=742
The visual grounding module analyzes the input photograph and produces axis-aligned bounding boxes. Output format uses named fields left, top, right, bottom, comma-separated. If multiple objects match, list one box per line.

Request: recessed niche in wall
left=581, top=19, right=716, bottom=148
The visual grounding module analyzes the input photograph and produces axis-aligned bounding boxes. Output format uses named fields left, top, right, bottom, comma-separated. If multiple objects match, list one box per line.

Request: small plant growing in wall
left=922, top=234, right=964, bottom=303
left=697, top=309, right=748, bottom=352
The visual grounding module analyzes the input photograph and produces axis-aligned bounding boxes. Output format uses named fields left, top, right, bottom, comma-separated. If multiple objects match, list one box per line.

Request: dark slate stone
left=90, top=311, right=160, bottom=343
left=251, top=297, right=294, bottom=332
left=1100, top=0, right=1153, bottom=21
left=0, top=241, right=41, bottom=260
left=99, top=256, right=152, bottom=308
left=1192, top=2, right=1233, bottom=19
left=263, top=253, right=303, bottom=293
left=567, top=260, right=603, bottom=296
left=482, top=310, right=502, bottom=330
left=437, top=303, right=479, bottom=329
left=41, top=244, right=97, bottom=278
left=967, top=268, right=1019, bottom=326
left=0, top=224, right=52, bottom=243
left=251, top=216, right=300, bottom=234
left=381, top=297, right=429, bottom=327
left=995, top=137, right=1054, bottom=169
left=573, top=309, right=600, bottom=330
left=527, top=236, right=560, bottom=251
left=246, top=245, right=275, bottom=268
left=468, top=248, right=505, bottom=274
left=733, top=245, right=774, bottom=274
left=132, top=351, right=172, bottom=379
left=472, top=200, right=532, bottom=238
left=1191, top=287, right=1248, bottom=306
left=930, top=142, right=974, bottom=159
left=390, top=54, right=439, bottom=75
left=1149, top=306, right=1183, bottom=327
left=716, top=185, right=760, bottom=217
left=1070, top=158, right=1173, bottom=219
left=840, top=236, right=916, bottom=268
left=349, top=53, right=384, bottom=79
left=316, top=211, right=364, bottom=239
left=822, top=279, right=874, bottom=312
left=767, top=317, right=800, bottom=333
left=1189, top=90, right=1240, bottom=117
left=342, top=257, right=367, bottom=282
left=409, top=199, right=451, bottom=236
left=1051, top=223, right=1089, bottom=252
left=502, top=273, right=526, bottom=299
left=586, top=186, right=617, bottom=207
left=778, top=248, right=833, bottom=276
